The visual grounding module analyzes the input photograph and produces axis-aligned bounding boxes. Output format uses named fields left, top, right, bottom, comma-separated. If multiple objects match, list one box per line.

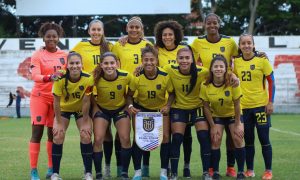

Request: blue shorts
left=243, top=106, right=271, bottom=128
left=213, top=116, right=244, bottom=126
left=170, top=107, right=205, bottom=124
left=133, top=102, right=160, bottom=113
left=61, top=111, right=83, bottom=121
left=93, top=105, right=129, bottom=124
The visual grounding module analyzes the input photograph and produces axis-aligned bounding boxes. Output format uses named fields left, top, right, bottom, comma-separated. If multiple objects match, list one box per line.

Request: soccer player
left=51, top=52, right=94, bottom=180
left=72, top=19, right=114, bottom=178
left=234, top=34, right=275, bottom=180
left=191, top=13, right=239, bottom=177
left=92, top=52, right=133, bottom=180
left=200, top=55, right=246, bottom=180
left=164, top=46, right=211, bottom=180
left=112, top=16, right=152, bottom=177
left=154, top=20, right=193, bottom=178
left=127, top=45, right=173, bottom=180
left=112, top=16, right=151, bottom=73
left=29, top=22, right=67, bottom=180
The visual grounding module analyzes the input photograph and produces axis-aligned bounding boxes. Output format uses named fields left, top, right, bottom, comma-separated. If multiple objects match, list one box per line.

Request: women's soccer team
left=28, top=13, right=275, bottom=180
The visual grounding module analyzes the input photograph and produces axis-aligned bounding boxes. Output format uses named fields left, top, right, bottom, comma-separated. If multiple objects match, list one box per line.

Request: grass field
left=0, top=114, right=299, bottom=180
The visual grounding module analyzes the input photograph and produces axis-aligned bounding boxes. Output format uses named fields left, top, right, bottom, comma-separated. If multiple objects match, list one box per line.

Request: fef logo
left=143, top=117, right=154, bottom=132
left=60, top=58, right=65, bottom=65
left=225, top=91, right=230, bottom=97
left=117, top=85, right=122, bottom=90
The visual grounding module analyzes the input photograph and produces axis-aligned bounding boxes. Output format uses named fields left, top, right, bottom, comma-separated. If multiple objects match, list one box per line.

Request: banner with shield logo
left=135, top=112, right=163, bottom=151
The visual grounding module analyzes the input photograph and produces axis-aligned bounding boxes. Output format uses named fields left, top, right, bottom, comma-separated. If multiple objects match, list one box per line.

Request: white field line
left=271, top=127, right=300, bottom=136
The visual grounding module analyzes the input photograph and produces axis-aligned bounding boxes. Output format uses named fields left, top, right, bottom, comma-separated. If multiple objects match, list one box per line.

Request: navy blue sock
left=114, top=139, right=122, bottom=166
left=262, top=145, right=272, bottom=170
left=93, top=151, right=103, bottom=175
left=226, top=149, right=235, bottom=167
left=211, top=149, right=220, bottom=172
left=244, top=124, right=255, bottom=170
left=160, top=142, right=170, bottom=169
left=103, top=141, right=113, bottom=165
left=183, top=126, right=192, bottom=165
left=52, top=143, right=63, bottom=174
left=143, top=151, right=150, bottom=166
left=132, top=142, right=143, bottom=170
left=257, top=127, right=272, bottom=170
left=197, top=130, right=211, bottom=172
left=121, top=147, right=132, bottom=174
left=235, top=147, right=245, bottom=172
left=245, top=145, right=255, bottom=170
left=170, top=133, right=184, bottom=175
left=80, top=142, right=93, bottom=173
left=225, top=125, right=235, bottom=167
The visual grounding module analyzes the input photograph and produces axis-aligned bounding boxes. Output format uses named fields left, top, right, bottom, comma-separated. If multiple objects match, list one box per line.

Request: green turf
left=0, top=114, right=299, bottom=179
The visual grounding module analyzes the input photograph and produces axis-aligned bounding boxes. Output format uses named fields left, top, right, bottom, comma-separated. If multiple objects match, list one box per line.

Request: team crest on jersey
left=225, top=91, right=230, bottom=97
left=60, top=58, right=65, bottom=65
left=156, top=84, right=161, bottom=90
left=220, top=47, right=225, bottom=52
left=79, top=86, right=84, bottom=91
left=250, top=64, right=255, bottom=70
left=143, top=117, right=155, bottom=132
left=36, top=116, right=42, bottom=122
left=117, top=84, right=122, bottom=90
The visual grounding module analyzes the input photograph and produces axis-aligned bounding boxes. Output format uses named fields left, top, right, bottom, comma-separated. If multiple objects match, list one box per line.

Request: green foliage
left=0, top=0, right=299, bottom=37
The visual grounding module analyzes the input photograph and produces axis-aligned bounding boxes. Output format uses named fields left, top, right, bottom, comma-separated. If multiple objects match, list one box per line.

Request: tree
left=0, top=0, right=17, bottom=37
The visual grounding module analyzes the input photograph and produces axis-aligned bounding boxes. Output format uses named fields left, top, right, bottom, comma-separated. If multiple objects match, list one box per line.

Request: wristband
left=128, top=104, right=133, bottom=109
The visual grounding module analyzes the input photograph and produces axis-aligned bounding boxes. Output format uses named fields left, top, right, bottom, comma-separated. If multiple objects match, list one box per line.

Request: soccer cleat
left=31, top=168, right=40, bottom=180
left=170, top=173, right=178, bottom=180
left=160, top=169, right=168, bottom=180
left=202, top=172, right=212, bottom=180
left=183, top=167, right=191, bottom=178
left=208, top=168, right=214, bottom=177
left=236, top=172, right=246, bottom=180
left=50, top=173, right=62, bottom=180
left=262, top=170, right=272, bottom=180
left=132, top=169, right=142, bottom=180
left=103, top=164, right=111, bottom=179
left=121, top=173, right=130, bottom=180
left=84, top=172, right=93, bottom=180
left=46, top=167, right=53, bottom=179
left=142, top=165, right=149, bottom=177
left=212, top=172, right=221, bottom=180
left=117, top=166, right=123, bottom=177
left=226, top=167, right=237, bottom=177
left=244, top=170, right=255, bottom=178
left=96, top=173, right=103, bottom=180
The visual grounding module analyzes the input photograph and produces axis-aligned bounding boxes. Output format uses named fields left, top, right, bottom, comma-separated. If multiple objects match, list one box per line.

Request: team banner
left=135, top=112, right=163, bottom=151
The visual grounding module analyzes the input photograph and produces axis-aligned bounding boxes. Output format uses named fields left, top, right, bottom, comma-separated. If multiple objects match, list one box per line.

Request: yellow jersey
left=95, top=69, right=133, bottom=110
left=112, top=39, right=152, bottom=73
left=158, top=45, right=185, bottom=67
left=191, top=35, right=238, bottom=69
left=200, top=82, right=242, bottom=117
left=163, top=64, right=208, bottom=109
left=72, top=40, right=113, bottom=74
left=52, top=71, right=94, bottom=112
left=129, top=67, right=173, bottom=110
left=234, top=55, right=273, bottom=108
